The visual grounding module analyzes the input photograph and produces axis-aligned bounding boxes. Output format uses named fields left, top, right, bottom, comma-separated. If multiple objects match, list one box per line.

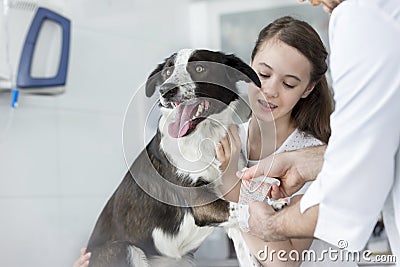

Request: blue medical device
left=17, top=7, right=71, bottom=89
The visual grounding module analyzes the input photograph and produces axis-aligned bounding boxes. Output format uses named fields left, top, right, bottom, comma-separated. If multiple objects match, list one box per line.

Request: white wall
left=0, top=0, right=192, bottom=266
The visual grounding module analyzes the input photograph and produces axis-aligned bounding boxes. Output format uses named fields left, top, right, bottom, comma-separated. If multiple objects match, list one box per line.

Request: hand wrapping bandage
left=238, top=176, right=290, bottom=232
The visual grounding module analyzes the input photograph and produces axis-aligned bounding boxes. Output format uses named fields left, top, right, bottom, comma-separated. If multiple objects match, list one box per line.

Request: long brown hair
left=251, top=16, right=333, bottom=143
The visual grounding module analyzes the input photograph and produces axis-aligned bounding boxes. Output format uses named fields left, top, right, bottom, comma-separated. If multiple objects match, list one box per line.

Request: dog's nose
left=159, top=83, right=178, bottom=99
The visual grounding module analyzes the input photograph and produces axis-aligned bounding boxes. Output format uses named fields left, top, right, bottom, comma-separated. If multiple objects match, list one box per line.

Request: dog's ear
left=145, top=61, right=166, bottom=97
left=224, top=54, right=261, bottom=88
left=145, top=53, right=177, bottom=97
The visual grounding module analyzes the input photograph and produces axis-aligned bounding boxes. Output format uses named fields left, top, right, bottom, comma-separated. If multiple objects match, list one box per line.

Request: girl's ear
left=301, top=82, right=316, bottom=98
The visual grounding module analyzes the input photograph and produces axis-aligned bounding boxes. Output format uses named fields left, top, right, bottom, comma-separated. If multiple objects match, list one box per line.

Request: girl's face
left=249, top=40, right=314, bottom=124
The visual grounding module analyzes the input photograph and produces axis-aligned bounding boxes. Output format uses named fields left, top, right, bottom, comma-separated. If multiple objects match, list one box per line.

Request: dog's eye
left=195, top=65, right=205, bottom=73
left=163, top=68, right=173, bottom=77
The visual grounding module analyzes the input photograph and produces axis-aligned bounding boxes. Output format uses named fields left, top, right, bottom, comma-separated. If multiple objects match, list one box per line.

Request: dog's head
left=145, top=49, right=261, bottom=138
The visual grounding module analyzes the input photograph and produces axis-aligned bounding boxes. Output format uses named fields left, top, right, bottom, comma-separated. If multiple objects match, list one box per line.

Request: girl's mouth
left=258, top=99, right=277, bottom=112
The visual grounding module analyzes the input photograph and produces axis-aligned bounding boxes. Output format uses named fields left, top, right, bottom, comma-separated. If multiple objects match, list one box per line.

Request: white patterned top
left=229, top=122, right=357, bottom=267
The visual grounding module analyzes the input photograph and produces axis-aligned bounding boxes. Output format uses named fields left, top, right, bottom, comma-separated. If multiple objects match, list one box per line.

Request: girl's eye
left=259, top=73, right=270, bottom=78
left=283, top=83, right=295, bottom=89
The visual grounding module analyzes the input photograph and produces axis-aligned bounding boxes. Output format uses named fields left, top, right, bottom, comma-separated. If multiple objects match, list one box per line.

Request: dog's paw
left=265, top=197, right=290, bottom=211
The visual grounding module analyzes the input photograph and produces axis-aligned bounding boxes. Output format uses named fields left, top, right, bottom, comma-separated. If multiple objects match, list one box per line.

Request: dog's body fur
left=86, top=49, right=261, bottom=267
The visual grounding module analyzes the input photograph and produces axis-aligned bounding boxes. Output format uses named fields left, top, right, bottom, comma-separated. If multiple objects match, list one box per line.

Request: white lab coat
left=300, top=0, right=400, bottom=262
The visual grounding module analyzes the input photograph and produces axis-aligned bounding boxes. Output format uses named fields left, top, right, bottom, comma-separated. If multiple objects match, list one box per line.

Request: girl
left=216, top=16, right=354, bottom=266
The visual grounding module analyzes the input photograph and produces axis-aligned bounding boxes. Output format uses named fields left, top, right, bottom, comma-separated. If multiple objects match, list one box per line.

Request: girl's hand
left=73, top=247, right=91, bottom=267
left=215, top=125, right=242, bottom=172
left=216, top=125, right=242, bottom=201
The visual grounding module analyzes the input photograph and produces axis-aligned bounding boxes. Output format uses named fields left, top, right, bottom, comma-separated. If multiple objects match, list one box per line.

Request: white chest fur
left=152, top=213, right=214, bottom=258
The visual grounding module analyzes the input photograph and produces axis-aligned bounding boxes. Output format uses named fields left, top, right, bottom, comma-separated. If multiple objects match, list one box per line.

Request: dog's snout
left=159, top=83, right=178, bottom=98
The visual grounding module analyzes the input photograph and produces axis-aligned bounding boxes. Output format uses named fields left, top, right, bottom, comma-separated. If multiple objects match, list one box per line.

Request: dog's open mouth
left=168, top=99, right=210, bottom=138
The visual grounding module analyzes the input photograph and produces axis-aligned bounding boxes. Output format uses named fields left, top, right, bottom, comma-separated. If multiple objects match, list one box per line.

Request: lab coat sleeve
left=300, top=1, right=400, bottom=251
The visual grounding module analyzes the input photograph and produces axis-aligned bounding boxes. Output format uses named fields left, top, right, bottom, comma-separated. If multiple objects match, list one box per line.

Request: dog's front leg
left=191, top=198, right=231, bottom=227
left=191, top=199, right=239, bottom=230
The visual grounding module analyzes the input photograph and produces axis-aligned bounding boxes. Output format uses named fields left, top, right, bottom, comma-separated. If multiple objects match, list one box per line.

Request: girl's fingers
left=73, top=248, right=91, bottom=267
left=228, top=125, right=241, bottom=145
left=215, top=143, right=225, bottom=161
left=85, top=252, right=91, bottom=260
left=220, top=136, right=231, bottom=156
left=227, top=125, right=241, bottom=152
left=78, top=253, right=91, bottom=265
left=80, top=253, right=91, bottom=263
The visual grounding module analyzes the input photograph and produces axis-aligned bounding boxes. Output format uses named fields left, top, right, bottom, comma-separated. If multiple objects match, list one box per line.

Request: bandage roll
left=237, top=176, right=280, bottom=231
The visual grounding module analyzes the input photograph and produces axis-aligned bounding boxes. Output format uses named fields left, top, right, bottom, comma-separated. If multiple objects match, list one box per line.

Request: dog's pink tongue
left=168, top=102, right=198, bottom=138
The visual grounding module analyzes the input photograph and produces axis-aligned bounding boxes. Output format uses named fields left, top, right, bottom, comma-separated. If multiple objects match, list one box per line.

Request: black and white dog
left=86, top=49, right=261, bottom=267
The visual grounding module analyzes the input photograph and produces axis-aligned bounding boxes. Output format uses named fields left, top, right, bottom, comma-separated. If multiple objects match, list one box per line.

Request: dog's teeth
left=195, top=108, right=201, bottom=117
left=194, top=103, right=204, bottom=118
left=204, top=101, right=210, bottom=111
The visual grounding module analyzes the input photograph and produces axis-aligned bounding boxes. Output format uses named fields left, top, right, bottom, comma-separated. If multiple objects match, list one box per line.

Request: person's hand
left=269, top=183, right=285, bottom=200
left=238, top=145, right=326, bottom=198
left=237, top=151, right=305, bottom=198
left=73, top=247, right=91, bottom=267
left=248, top=201, right=286, bottom=242
left=298, top=0, right=345, bottom=13
left=249, top=196, right=318, bottom=243
left=216, top=125, right=242, bottom=200
left=215, top=124, right=241, bottom=172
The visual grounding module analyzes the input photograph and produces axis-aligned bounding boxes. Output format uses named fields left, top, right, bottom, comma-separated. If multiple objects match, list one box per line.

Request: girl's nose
left=261, top=81, right=279, bottom=98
